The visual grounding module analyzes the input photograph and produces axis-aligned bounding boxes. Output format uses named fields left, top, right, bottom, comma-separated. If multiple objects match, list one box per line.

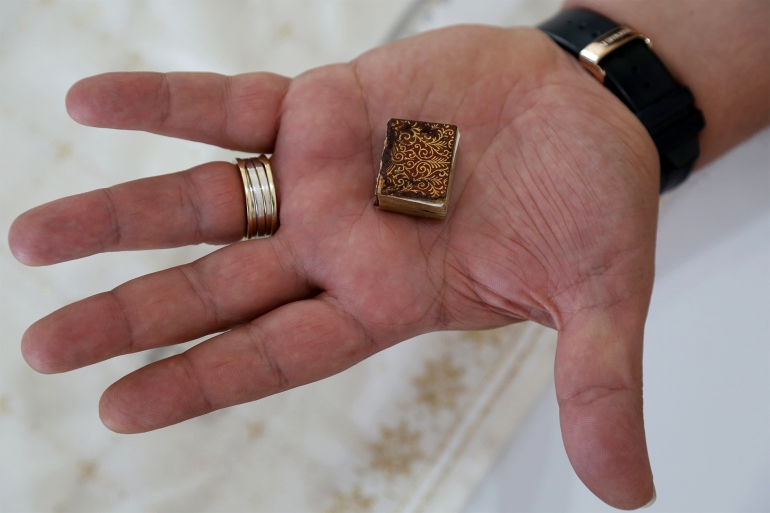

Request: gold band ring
left=236, top=156, right=278, bottom=239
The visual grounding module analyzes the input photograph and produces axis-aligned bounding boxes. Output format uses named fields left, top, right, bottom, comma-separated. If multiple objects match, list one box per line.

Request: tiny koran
left=374, top=118, right=459, bottom=219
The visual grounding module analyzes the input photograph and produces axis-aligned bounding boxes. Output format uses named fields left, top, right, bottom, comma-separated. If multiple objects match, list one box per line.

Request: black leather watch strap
left=538, top=8, right=705, bottom=192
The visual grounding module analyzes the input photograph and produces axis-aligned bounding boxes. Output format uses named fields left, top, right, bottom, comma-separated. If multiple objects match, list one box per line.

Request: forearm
left=562, top=0, right=769, bottom=166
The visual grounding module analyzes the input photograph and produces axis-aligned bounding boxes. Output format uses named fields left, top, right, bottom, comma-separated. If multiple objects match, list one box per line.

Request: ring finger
left=9, top=160, right=260, bottom=266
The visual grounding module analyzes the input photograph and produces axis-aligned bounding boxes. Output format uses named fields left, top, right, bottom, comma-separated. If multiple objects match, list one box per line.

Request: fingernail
left=641, top=486, right=657, bottom=508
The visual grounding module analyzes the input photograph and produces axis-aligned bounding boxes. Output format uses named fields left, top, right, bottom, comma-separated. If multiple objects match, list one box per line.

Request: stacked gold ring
left=236, top=156, right=278, bottom=239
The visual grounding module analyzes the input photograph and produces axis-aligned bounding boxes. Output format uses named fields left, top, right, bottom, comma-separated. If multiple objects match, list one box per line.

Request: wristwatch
left=538, top=8, right=705, bottom=193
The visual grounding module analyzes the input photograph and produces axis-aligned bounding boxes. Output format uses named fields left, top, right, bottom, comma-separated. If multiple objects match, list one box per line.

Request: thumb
left=555, top=298, right=655, bottom=509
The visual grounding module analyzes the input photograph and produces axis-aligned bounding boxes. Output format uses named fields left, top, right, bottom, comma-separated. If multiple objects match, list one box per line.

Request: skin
left=7, top=4, right=769, bottom=510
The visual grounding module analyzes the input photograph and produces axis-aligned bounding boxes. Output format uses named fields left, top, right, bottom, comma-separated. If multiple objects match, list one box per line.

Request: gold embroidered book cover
left=375, top=118, right=459, bottom=219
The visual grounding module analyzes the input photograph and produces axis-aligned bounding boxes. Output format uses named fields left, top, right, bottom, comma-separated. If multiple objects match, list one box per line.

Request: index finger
left=65, top=71, right=290, bottom=152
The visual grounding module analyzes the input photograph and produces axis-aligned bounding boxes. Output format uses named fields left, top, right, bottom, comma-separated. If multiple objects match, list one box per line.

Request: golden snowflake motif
left=460, top=324, right=528, bottom=349
left=412, top=354, right=467, bottom=412
left=246, top=420, right=265, bottom=440
left=77, top=461, right=98, bottom=483
left=324, top=485, right=376, bottom=513
left=368, top=421, right=424, bottom=480
left=460, top=330, right=503, bottom=348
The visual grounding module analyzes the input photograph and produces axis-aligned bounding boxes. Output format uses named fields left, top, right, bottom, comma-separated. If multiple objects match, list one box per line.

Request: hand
left=10, top=26, right=659, bottom=509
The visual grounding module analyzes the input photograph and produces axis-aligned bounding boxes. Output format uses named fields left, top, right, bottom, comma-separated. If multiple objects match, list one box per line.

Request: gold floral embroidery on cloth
left=368, top=421, right=425, bottom=480
left=322, top=323, right=557, bottom=513
left=326, top=486, right=377, bottom=513
left=412, top=355, right=466, bottom=412
left=379, top=119, right=457, bottom=200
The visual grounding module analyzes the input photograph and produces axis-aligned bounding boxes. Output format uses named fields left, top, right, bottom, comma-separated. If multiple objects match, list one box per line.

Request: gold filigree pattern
left=412, top=355, right=467, bottom=412
left=379, top=119, right=457, bottom=200
left=368, top=421, right=424, bottom=480
left=324, top=486, right=377, bottom=513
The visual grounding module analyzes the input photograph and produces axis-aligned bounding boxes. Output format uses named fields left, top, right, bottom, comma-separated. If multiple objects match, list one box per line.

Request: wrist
left=537, top=8, right=704, bottom=192
left=561, top=0, right=770, bottom=167
left=523, top=26, right=662, bottom=195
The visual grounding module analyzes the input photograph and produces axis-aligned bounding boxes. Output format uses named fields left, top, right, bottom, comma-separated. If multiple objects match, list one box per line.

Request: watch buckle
left=579, top=26, right=652, bottom=83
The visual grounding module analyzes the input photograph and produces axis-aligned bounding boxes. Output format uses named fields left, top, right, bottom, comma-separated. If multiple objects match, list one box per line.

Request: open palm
left=11, top=26, right=659, bottom=509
